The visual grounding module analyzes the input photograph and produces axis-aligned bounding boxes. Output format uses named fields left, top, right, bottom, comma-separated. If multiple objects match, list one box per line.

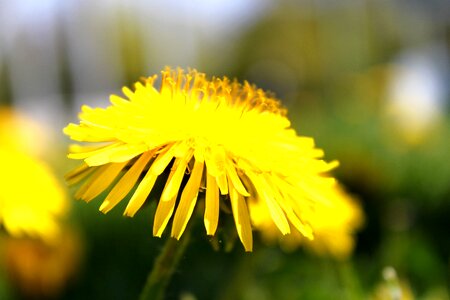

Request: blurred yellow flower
left=371, top=267, right=415, bottom=300
left=0, top=108, right=69, bottom=242
left=250, top=184, right=364, bottom=259
left=64, top=67, right=338, bottom=251
left=0, top=150, right=68, bottom=242
left=0, top=108, right=50, bottom=157
left=0, top=227, right=83, bottom=298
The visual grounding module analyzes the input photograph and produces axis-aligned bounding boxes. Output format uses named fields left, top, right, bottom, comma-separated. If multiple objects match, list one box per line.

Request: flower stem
left=139, top=232, right=191, bottom=300
left=336, top=260, right=364, bottom=300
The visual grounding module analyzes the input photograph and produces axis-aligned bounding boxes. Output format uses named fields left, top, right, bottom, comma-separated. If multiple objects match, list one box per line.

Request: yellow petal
left=122, top=86, right=135, bottom=99
left=225, top=159, right=249, bottom=197
left=216, top=173, right=228, bottom=195
left=228, top=178, right=253, bottom=251
left=123, top=170, right=158, bottom=217
left=160, top=151, right=192, bottom=202
left=299, top=178, right=336, bottom=206
left=204, top=146, right=225, bottom=177
left=204, top=173, right=219, bottom=235
left=107, top=143, right=148, bottom=163
left=68, top=143, right=110, bottom=154
left=150, top=144, right=176, bottom=175
left=64, top=123, right=114, bottom=142
left=272, top=176, right=314, bottom=239
left=64, top=163, right=95, bottom=185
left=153, top=194, right=178, bottom=237
left=194, top=146, right=205, bottom=162
left=84, top=143, right=144, bottom=166
left=171, top=160, right=204, bottom=239
left=123, top=143, right=181, bottom=217
left=76, top=162, right=128, bottom=202
left=248, top=171, right=290, bottom=235
left=100, top=151, right=153, bottom=213
left=68, top=143, right=119, bottom=160
left=153, top=157, right=188, bottom=236
left=204, top=146, right=229, bottom=194
left=109, top=94, right=129, bottom=106
left=280, top=201, right=313, bottom=239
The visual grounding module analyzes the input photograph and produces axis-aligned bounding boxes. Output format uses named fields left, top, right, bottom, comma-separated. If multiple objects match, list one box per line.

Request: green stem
left=336, top=260, right=364, bottom=300
left=139, top=232, right=191, bottom=300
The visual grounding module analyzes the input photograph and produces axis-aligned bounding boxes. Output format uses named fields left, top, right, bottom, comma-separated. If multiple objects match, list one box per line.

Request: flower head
left=0, top=227, right=83, bottom=298
left=0, top=108, right=50, bottom=157
left=64, top=67, right=338, bottom=251
left=0, top=108, right=69, bottom=242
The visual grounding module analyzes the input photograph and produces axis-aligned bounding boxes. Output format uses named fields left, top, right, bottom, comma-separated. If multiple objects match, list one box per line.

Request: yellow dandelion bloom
left=0, top=108, right=50, bottom=157
left=64, top=67, right=338, bottom=251
left=0, top=149, right=68, bottom=242
left=0, top=227, right=83, bottom=298
left=0, top=109, right=69, bottom=242
left=250, top=183, right=364, bottom=258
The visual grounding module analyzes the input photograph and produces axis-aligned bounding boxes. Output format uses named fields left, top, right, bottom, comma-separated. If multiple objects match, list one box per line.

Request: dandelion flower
left=250, top=183, right=364, bottom=258
left=0, top=150, right=68, bottom=241
left=0, top=227, right=83, bottom=298
left=0, top=109, right=68, bottom=243
left=0, top=108, right=50, bottom=157
left=64, top=67, right=338, bottom=251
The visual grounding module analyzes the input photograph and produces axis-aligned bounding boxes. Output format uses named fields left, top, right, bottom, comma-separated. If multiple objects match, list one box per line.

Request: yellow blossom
left=0, top=109, right=69, bottom=242
left=64, top=67, right=339, bottom=251
left=0, top=227, right=83, bottom=298
left=0, top=108, right=50, bottom=157
left=250, top=183, right=364, bottom=258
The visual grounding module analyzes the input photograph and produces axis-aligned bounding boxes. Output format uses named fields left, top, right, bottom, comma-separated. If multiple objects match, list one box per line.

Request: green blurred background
left=0, top=0, right=449, bottom=299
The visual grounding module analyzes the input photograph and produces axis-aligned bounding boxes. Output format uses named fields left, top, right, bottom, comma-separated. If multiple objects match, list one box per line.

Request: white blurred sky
left=0, top=0, right=448, bottom=131
left=0, top=0, right=273, bottom=128
left=387, top=43, right=448, bottom=136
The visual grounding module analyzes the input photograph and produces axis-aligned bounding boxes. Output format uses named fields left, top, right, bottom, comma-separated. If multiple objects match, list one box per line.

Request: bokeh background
left=0, top=0, right=449, bottom=299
